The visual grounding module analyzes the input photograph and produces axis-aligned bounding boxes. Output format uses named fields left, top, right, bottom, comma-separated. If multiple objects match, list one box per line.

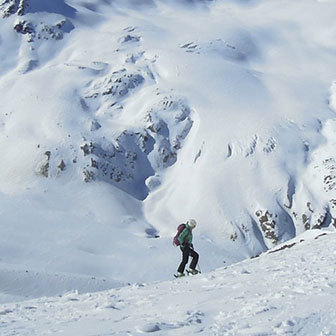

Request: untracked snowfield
left=1, top=229, right=336, bottom=335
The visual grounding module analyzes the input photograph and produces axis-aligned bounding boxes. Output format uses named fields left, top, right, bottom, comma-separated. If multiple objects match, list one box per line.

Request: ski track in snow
left=1, top=231, right=336, bottom=335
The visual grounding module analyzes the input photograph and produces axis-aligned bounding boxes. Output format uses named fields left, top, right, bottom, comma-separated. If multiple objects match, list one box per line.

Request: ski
left=173, top=273, right=186, bottom=278
left=174, top=269, right=201, bottom=278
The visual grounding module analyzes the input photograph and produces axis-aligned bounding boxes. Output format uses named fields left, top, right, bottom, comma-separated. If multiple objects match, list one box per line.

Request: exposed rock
left=312, top=213, right=327, bottom=229
left=58, top=160, right=66, bottom=171
left=81, top=93, right=193, bottom=196
left=293, top=201, right=329, bottom=231
left=194, top=149, right=202, bottom=163
left=255, top=210, right=278, bottom=245
left=12, top=18, right=73, bottom=42
left=302, top=213, right=310, bottom=230
left=322, top=158, right=336, bottom=192
left=245, top=135, right=258, bottom=157
left=1, top=0, right=28, bottom=18
left=125, top=51, right=145, bottom=64
left=38, top=151, right=51, bottom=178
left=83, top=169, right=95, bottom=182
left=268, top=242, right=296, bottom=254
left=102, top=73, right=144, bottom=97
left=81, top=143, right=93, bottom=156
left=39, top=162, right=49, bottom=177
left=90, top=158, right=98, bottom=169
left=119, top=34, right=140, bottom=44
left=230, top=232, right=238, bottom=241
left=85, top=70, right=145, bottom=106
left=79, top=131, right=154, bottom=200
left=136, top=132, right=153, bottom=154
left=329, top=199, right=336, bottom=228
left=13, top=20, right=34, bottom=34
left=145, top=96, right=193, bottom=170
left=263, top=137, right=277, bottom=154
left=157, top=141, right=177, bottom=167
left=315, top=233, right=328, bottom=240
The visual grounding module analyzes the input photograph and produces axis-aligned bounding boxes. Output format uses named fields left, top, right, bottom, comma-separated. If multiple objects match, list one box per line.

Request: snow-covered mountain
left=1, top=0, right=336, bottom=302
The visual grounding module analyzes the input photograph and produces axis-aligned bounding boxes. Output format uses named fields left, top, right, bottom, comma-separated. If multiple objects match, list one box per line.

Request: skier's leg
left=177, top=247, right=189, bottom=273
left=189, top=249, right=199, bottom=270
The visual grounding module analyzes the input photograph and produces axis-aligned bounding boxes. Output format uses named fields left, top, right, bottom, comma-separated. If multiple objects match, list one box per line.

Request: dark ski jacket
left=178, top=224, right=193, bottom=247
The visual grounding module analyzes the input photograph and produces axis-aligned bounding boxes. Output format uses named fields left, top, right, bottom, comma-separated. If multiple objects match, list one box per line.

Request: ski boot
left=174, top=272, right=185, bottom=278
left=187, top=268, right=199, bottom=275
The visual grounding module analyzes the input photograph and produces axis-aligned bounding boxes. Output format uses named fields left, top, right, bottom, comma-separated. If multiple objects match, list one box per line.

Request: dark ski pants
left=177, top=245, right=199, bottom=273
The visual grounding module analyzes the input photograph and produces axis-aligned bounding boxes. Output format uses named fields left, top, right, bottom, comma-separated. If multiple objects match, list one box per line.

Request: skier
left=176, top=219, right=199, bottom=277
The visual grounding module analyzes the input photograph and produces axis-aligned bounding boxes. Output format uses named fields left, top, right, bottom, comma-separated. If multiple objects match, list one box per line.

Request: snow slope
left=0, top=264, right=126, bottom=304
left=1, top=0, right=336, bottom=300
left=1, top=229, right=335, bottom=335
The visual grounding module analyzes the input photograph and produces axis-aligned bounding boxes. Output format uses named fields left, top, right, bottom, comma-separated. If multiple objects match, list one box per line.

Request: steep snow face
left=142, top=0, right=336, bottom=248
left=1, top=0, right=336, bottom=295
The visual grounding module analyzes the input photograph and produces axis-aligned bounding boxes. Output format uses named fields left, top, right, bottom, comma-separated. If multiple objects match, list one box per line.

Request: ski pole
left=197, top=263, right=202, bottom=274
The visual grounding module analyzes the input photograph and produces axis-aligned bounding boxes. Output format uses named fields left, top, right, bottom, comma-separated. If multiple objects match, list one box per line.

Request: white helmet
left=187, top=219, right=197, bottom=229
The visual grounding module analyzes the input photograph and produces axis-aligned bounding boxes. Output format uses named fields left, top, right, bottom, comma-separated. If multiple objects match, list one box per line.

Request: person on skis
left=176, top=219, right=199, bottom=277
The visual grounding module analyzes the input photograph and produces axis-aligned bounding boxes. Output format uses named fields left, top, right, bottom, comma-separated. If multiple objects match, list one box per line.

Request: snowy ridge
left=1, top=229, right=336, bottom=335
